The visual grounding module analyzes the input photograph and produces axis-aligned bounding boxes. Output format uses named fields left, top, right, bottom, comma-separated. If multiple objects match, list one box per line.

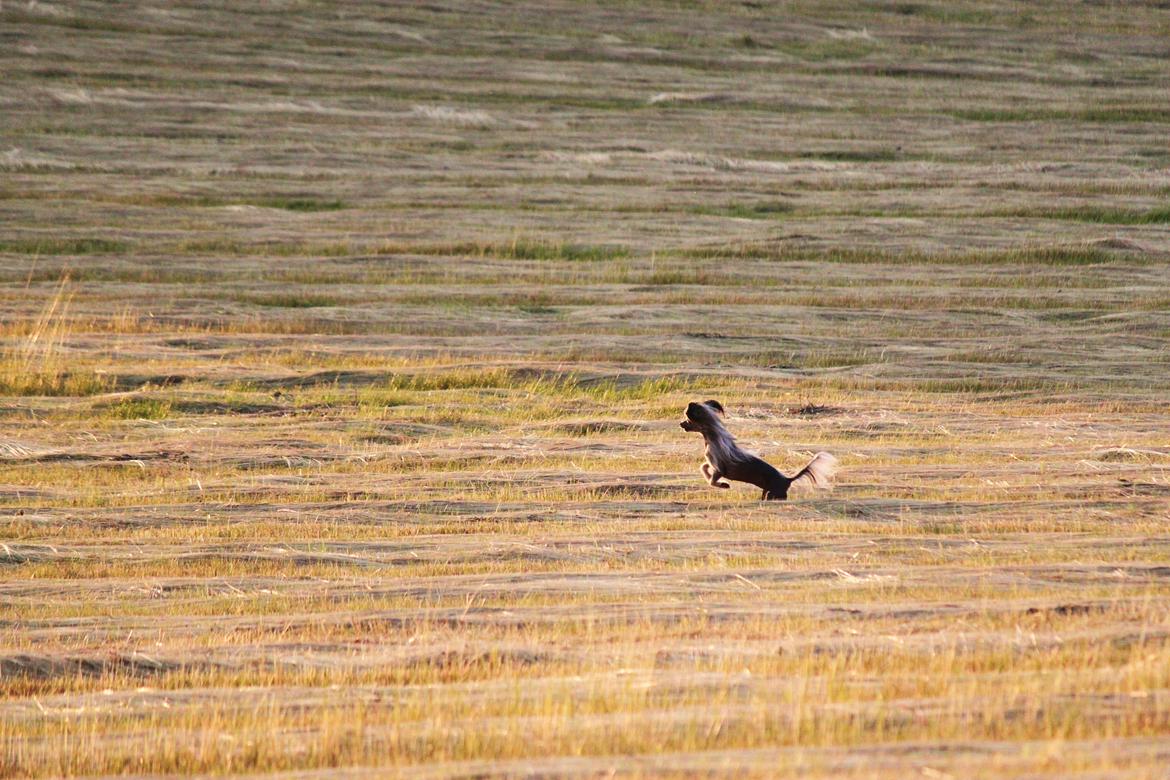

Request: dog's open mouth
left=679, top=418, right=697, bottom=431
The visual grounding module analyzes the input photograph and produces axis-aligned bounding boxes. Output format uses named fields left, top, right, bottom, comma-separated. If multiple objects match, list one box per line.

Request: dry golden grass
left=3, top=0, right=1170, bottom=777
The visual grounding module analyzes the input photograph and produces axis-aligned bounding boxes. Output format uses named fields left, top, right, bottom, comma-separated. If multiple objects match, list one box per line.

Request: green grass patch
left=681, top=244, right=1117, bottom=266
left=238, top=293, right=341, bottom=308
left=174, top=239, right=353, bottom=257
left=102, top=397, right=172, bottom=420
left=799, top=150, right=899, bottom=163
left=579, top=375, right=701, bottom=402
left=506, top=240, right=626, bottom=261
left=0, top=238, right=130, bottom=255
left=691, top=201, right=794, bottom=219
left=884, top=3, right=997, bottom=24
left=951, top=107, right=1170, bottom=123
left=749, top=349, right=887, bottom=369
left=914, top=377, right=1071, bottom=394
left=261, top=197, right=346, bottom=212
left=992, top=206, right=1170, bottom=224
left=130, top=195, right=348, bottom=211
left=371, top=237, right=628, bottom=261
left=776, top=38, right=878, bottom=62
left=637, top=268, right=713, bottom=285
left=386, top=367, right=519, bottom=392
left=382, top=368, right=702, bottom=402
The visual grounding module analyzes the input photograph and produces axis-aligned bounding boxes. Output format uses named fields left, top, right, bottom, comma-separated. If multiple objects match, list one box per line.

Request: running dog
left=679, top=400, right=838, bottom=500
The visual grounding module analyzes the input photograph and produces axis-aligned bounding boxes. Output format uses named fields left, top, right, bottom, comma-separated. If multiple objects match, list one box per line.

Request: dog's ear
left=705, top=399, right=725, bottom=416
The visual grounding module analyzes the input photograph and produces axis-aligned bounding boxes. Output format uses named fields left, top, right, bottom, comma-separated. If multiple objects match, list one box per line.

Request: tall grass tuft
left=0, top=276, right=113, bottom=396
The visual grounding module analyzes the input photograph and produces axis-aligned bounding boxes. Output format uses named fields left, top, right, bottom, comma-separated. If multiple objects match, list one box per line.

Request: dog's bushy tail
left=790, top=452, right=838, bottom=490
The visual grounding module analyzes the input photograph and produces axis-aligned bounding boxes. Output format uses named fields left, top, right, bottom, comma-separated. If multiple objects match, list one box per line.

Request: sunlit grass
left=0, top=276, right=115, bottom=396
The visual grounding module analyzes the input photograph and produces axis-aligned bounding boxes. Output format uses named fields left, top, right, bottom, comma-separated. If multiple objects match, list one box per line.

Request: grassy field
left=3, top=1, right=1170, bottom=777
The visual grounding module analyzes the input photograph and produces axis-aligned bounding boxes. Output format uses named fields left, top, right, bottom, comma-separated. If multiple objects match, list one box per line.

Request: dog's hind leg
left=702, top=463, right=730, bottom=489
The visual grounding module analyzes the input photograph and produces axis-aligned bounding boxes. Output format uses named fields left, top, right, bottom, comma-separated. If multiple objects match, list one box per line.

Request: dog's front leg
left=702, top=463, right=730, bottom=489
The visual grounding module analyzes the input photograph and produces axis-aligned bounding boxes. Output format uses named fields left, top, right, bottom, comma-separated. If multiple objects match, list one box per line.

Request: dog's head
left=679, top=399, right=726, bottom=433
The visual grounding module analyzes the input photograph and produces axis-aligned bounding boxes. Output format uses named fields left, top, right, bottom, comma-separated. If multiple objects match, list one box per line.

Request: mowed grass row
left=5, top=587, right=1170, bottom=775
left=3, top=360, right=1169, bottom=775
left=3, top=288, right=1169, bottom=776
left=0, top=370, right=1165, bottom=506
left=6, top=637, right=1170, bottom=776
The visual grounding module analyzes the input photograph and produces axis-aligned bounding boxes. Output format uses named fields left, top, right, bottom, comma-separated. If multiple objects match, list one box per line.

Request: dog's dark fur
left=680, top=400, right=838, bottom=500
